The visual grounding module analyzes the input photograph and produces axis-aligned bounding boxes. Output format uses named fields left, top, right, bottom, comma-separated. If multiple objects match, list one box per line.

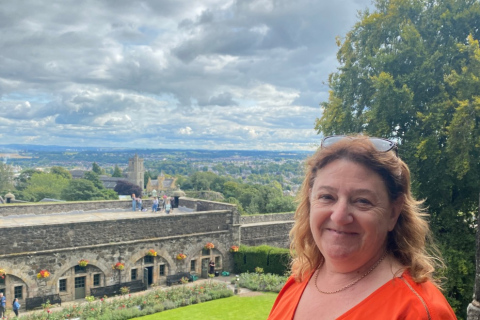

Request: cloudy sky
left=0, top=0, right=372, bottom=151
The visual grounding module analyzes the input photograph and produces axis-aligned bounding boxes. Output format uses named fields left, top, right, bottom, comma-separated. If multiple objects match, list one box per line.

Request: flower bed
left=232, top=271, right=288, bottom=293
left=19, top=281, right=233, bottom=320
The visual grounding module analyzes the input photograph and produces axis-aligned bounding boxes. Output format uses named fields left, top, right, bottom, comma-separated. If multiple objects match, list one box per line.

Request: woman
left=12, top=297, right=20, bottom=317
left=268, top=135, right=456, bottom=319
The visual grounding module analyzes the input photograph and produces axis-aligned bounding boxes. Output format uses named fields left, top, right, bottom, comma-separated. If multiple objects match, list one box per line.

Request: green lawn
left=132, top=293, right=277, bottom=320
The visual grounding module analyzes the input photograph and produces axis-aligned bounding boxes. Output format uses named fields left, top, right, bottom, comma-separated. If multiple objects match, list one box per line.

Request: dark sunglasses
left=321, top=135, right=398, bottom=155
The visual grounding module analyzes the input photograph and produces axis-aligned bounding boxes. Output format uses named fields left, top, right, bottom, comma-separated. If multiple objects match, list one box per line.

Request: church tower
left=127, top=154, right=144, bottom=190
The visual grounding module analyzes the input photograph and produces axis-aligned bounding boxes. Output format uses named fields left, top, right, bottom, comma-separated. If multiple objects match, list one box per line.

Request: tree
left=92, top=162, right=103, bottom=175
left=315, top=0, right=480, bottom=317
left=61, top=179, right=100, bottom=201
left=112, top=165, right=123, bottom=177
left=23, top=173, right=69, bottom=200
left=114, top=180, right=142, bottom=196
left=15, top=168, right=43, bottom=191
left=50, top=166, right=72, bottom=180
left=0, top=162, right=14, bottom=192
left=84, top=171, right=104, bottom=190
left=61, top=179, right=118, bottom=201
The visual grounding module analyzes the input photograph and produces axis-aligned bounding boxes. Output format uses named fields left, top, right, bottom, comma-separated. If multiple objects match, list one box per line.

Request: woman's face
left=309, top=159, right=402, bottom=267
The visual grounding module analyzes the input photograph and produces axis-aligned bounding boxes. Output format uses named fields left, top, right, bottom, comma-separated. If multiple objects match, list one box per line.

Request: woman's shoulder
left=398, top=272, right=457, bottom=319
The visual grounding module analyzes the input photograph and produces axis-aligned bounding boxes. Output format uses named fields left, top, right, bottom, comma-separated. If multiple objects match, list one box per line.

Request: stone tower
left=127, top=154, right=144, bottom=190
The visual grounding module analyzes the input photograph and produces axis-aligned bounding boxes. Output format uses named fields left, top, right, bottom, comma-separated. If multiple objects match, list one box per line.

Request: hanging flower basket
left=0, top=269, right=6, bottom=279
left=176, top=253, right=187, bottom=260
left=147, top=249, right=157, bottom=257
left=37, top=269, right=50, bottom=279
left=204, top=242, right=215, bottom=250
left=78, top=259, right=89, bottom=267
left=112, top=262, right=125, bottom=271
left=230, top=245, right=239, bottom=252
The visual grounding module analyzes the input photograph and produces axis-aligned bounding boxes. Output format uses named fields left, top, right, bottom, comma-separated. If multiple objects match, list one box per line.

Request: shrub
left=233, top=245, right=290, bottom=275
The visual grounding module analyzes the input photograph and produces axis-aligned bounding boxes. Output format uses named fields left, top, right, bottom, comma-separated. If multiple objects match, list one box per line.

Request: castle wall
left=0, top=199, right=294, bottom=306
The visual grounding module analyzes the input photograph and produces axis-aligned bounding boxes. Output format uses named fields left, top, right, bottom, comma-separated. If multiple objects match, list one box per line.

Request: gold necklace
left=314, top=251, right=388, bottom=294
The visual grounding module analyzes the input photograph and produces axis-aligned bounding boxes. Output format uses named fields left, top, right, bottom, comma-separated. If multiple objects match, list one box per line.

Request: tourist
left=12, top=298, right=20, bottom=317
left=268, top=135, right=456, bottom=319
left=131, top=193, right=136, bottom=212
left=165, top=200, right=171, bottom=214
left=162, top=194, right=167, bottom=210
left=152, top=197, right=159, bottom=212
left=209, top=260, right=215, bottom=275
left=0, top=292, right=6, bottom=319
left=137, top=197, right=142, bottom=212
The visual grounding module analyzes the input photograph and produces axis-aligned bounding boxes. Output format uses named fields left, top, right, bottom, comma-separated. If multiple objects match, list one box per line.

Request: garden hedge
left=233, top=245, right=290, bottom=275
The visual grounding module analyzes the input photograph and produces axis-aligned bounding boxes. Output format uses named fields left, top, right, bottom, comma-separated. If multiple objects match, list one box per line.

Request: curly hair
left=290, top=135, right=442, bottom=285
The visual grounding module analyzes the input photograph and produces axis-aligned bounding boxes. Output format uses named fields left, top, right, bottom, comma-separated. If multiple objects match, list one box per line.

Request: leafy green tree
left=23, top=173, right=69, bottom=200
left=15, top=168, right=43, bottom=191
left=50, top=166, right=72, bottom=179
left=92, top=162, right=103, bottom=175
left=315, top=0, right=480, bottom=317
left=112, top=165, right=123, bottom=177
left=84, top=171, right=104, bottom=190
left=61, top=179, right=100, bottom=201
left=0, top=162, right=14, bottom=192
left=265, top=196, right=296, bottom=213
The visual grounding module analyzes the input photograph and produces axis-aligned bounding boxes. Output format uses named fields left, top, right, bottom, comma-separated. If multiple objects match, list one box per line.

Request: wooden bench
left=25, top=294, right=61, bottom=311
left=166, top=272, right=192, bottom=286
left=90, top=280, right=146, bottom=298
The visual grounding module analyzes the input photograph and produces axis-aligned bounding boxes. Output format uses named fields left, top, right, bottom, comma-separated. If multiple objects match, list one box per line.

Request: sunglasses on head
left=321, top=135, right=398, bottom=155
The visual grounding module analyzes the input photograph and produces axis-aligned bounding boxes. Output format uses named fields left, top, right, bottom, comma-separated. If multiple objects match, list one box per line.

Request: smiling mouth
left=326, top=228, right=357, bottom=235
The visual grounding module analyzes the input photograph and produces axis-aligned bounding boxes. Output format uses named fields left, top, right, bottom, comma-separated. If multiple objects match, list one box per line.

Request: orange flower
left=204, top=242, right=215, bottom=250
left=37, top=269, right=50, bottom=279
left=176, top=253, right=187, bottom=260
left=230, top=245, right=239, bottom=252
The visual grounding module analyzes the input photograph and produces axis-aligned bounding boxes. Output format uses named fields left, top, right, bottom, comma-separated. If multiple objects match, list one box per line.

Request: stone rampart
left=240, top=212, right=294, bottom=224
left=0, top=200, right=134, bottom=217
left=0, top=210, right=232, bottom=255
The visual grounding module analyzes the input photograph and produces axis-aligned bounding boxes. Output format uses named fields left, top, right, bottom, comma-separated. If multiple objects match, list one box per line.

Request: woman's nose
left=330, top=199, right=353, bottom=224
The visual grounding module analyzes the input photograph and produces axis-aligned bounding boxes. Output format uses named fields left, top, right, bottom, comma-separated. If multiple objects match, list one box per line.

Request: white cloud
left=0, top=0, right=373, bottom=150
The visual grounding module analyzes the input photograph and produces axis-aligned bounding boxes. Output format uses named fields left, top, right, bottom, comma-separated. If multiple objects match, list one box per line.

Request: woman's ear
left=388, top=194, right=404, bottom=231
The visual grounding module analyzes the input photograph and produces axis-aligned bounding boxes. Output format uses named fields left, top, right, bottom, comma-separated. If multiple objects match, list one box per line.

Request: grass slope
left=133, top=293, right=277, bottom=320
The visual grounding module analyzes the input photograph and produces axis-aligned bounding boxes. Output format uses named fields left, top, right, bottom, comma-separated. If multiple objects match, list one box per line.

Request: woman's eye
left=355, top=198, right=373, bottom=206
left=318, top=194, right=334, bottom=201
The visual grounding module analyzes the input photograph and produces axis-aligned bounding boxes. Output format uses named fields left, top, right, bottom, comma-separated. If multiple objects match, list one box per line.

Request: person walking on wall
left=165, top=200, right=171, bottom=214
left=0, top=292, right=6, bottom=319
left=152, top=197, right=159, bottom=212
left=137, top=197, right=142, bottom=212
left=12, top=298, right=20, bottom=318
left=131, top=193, right=137, bottom=212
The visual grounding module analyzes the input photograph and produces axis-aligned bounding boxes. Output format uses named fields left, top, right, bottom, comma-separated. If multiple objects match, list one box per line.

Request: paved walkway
left=0, top=206, right=192, bottom=228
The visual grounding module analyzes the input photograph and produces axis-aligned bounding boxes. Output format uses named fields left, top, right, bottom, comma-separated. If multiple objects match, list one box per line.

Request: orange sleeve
left=268, top=275, right=308, bottom=320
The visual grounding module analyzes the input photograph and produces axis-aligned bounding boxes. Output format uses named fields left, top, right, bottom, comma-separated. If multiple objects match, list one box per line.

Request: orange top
left=268, top=271, right=456, bottom=320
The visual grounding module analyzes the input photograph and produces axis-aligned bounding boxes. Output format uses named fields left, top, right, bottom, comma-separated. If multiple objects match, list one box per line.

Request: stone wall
left=0, top=211, right=233, bottom=255
left=240, top=221, right=294, bottom=248
left=0, top=199, right=294, bottom=306
left=240, top=212, right=294, bottom=225
left=0, top=200, right=134, bottom=217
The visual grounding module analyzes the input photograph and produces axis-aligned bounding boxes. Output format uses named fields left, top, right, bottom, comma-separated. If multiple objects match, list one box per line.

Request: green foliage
left=233, top=245, right=290, bottom=275
left=84, top=171, right=104, bottom=190
left=112, top=165, right=123, bottom=177
left=92, top=162, right=103, bottom=175
left=23, top=172, right=69, bottom=200
left=0, top=162, right=14, bottom=192
left=14, top=168, right=43, bottom=191
left=50, top=166, right=72, bottom=179
left=234, top=272, right=288, bottom=293
left=315, top=0, right=480, bottom=317
left=20, top=281, right=232, bottom=320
